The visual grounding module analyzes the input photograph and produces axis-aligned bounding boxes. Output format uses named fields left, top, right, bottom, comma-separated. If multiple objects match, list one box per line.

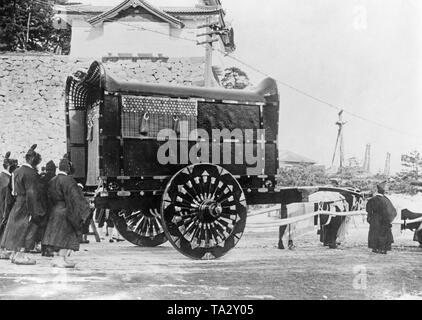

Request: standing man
left=38, top=160, right=57, bottom=257
left=0, top=145, right=47, bottom=265
left=42, top=154, right=91, bottom=268
left=0, top=152, right=18, bottom=259
left=366, top=182, right=397, bottom=254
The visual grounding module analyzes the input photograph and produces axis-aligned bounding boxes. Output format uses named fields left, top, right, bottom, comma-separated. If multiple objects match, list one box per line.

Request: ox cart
left=65, top=61, right=365, bottom=260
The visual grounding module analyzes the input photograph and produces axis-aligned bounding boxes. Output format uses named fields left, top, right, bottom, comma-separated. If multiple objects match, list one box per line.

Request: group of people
left=319, top=181, right=421, bottom=255
left=0, top=145, right=91, bottom=267
left=1, top=145, right=420, bottom=268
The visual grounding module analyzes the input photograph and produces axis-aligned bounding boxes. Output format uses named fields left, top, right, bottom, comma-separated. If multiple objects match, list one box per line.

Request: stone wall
left=0, top=53, right=204, bottom=169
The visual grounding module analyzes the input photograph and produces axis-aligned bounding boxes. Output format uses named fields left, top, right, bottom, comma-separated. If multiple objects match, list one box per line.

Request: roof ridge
left=88, top=0, right=184, bottom=28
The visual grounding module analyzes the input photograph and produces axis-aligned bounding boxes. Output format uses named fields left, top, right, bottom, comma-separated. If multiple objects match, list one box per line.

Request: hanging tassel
left=87, top=124, right=93, bottom=142
left=87, top=111, right=94, bottom=141
left=139, top=112, right=150, bottom=135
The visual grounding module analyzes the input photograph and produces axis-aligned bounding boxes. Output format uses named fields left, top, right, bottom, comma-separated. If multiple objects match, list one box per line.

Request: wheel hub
left=198, top=199, right=223, bottom=222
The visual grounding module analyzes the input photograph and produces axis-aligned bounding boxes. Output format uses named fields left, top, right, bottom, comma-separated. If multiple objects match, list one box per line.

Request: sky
left=78, top=0, right=422, bottom=174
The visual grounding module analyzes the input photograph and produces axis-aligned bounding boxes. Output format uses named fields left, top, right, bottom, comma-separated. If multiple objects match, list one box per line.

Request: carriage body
left=65, top=61, right=364, bottom=260
left=66, top=61, right=281, bottom=207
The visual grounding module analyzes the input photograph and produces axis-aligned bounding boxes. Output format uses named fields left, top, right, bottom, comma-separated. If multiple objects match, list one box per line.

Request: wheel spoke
left=111, top=200, right=167, bottom=247
left=161, top=164, right=247, bottom=259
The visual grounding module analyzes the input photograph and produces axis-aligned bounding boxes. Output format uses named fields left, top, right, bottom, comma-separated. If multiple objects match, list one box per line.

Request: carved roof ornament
left=88, top=0, right=185, bottom=28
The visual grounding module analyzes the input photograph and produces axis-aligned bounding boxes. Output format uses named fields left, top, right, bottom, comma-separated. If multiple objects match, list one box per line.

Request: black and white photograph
left=0, top=0, right=421, bottom=304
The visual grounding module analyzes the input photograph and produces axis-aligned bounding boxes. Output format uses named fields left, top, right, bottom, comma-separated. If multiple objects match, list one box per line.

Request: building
left=53, top=0, right=235, bottom=59
left=279, top=150, right=317, bottom=168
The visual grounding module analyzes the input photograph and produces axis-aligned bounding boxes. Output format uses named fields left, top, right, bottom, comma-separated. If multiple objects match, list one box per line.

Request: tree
left=0, top=0, right=69, bottom=52
left=277, top=165, right=329, bottom=187
left=221, top=67, right=250, bottom=89
left=400, top=150, right=422, bottom=180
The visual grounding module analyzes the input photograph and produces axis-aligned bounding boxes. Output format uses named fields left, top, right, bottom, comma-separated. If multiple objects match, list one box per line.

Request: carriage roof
left=65, top=61, right=278, bottom=110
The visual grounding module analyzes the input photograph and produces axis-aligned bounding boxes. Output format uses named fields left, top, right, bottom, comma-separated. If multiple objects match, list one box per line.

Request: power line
left=125, top=22, right=422, bottom=139
left=116, top=20, right=422, bottom=139
left=34, top=0, right=422, bottom=140
left=210, top=47, right=422, bottom=139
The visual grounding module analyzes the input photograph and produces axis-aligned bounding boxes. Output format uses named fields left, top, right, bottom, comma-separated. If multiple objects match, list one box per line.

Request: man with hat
left=366, top=181, right=397, bottom=254
left=0, top=152, right=18, bottom=259
left=42, top=154, right=90, bottom=268
left=36, top=160, right=57, bottom=257
left=0, top=145, right=47, bottom=265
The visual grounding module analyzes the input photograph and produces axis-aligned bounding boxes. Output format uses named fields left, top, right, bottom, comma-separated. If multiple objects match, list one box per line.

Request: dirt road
left=0, top=219, right=421, bottom=300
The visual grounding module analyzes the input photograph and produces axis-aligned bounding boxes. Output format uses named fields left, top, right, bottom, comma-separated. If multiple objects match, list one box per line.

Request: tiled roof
left=56, top=5, right=113, bottom=14
left=279, top=150, right=317, bottom=164
left=88, top=0, right=184, bottom=27
left=162, top=6, right=222, bottom=15
left=56, top=3, right=223, bottom=17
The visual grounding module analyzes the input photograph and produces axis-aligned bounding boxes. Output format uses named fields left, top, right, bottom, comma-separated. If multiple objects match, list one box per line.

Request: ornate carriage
left=65, top=61, right=364, bottom=260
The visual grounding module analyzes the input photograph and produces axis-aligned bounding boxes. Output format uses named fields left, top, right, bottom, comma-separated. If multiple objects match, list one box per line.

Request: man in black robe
left=38, top=160, right=57, bottom=257
left=0, top=145, right=47, bottom=265
left=366, top=182, right=397, bottom=254
left=42, top=155, right=90, bottom=268
left=0, top=152, right=18, bottom=259
left=319, top=205, right=345, bottom=249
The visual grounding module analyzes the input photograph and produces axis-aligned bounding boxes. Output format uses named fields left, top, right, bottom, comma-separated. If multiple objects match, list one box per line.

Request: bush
left=277, top=165, right=329, bottom=187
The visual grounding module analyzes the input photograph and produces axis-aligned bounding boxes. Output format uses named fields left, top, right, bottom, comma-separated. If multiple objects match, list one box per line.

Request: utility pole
left=197, top=21, right=228, bottom=87
left=362, top=144, right=371, bottom=173
left=331, top=110, right=347, bottom=171
left=204, top=18, right=213, bottom=87
left=384, top=152, right=391, bottom=177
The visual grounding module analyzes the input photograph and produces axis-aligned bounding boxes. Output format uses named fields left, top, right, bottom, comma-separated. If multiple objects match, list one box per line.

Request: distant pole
left=384, top=152, right=391, bottom=176
left=363, top=144, right=371, bottom=173
left=367, top=144, right=371, bottom=173
left=339, top=111, right=345, bottom=169
left=331, top=110, right=347, bottom=171
left=204, top=17, right=213, bottom=87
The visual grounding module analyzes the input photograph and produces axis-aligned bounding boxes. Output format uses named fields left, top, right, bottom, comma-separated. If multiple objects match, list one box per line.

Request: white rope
left=248, top=208, right=422, bottom=229
left=248, top=205, right=280, bottom=217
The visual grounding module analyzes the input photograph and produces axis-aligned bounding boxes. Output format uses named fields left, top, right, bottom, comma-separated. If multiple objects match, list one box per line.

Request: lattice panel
left=121, top=95, right=198, bottom=139
left=66, top=62, right=102, bottom=110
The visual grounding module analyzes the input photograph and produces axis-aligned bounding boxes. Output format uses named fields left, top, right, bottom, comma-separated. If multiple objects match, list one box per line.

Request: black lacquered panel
left=102, top=137, right=120, bottom=177
left=70, top=146, right=86, bottom=179
left=262, top=104, right=279, bottom=142
left=265, top=142, right=278, bottom=175
left=102, top=95, right=120, bottom=136
left=123, top=140, right=186, bottom=177
left=69, top=110, right=85, bottom=144
left=197, top=103, right=260, bottom=135
left=122, top=139, right=267, bottom=177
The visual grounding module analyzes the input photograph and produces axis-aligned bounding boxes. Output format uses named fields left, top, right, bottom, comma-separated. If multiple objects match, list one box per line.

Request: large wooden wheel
left=111, top=197, right=167, bottom=247
left=161, top=164, right=247, bottom=260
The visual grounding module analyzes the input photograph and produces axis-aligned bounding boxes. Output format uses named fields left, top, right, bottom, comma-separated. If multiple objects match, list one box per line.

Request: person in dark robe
left=0, top=152, right=18, bottom=260
left=78, top=183, right=93, bottom=244
left=0, top=145, right=47, bottom=265
left=319, top=205, right=345, bottom=249
left=366, top=182, right=397, bottom=254
left=42, top=155, right=90, bottom=268
left=37, top=160, right=57, bottom=257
